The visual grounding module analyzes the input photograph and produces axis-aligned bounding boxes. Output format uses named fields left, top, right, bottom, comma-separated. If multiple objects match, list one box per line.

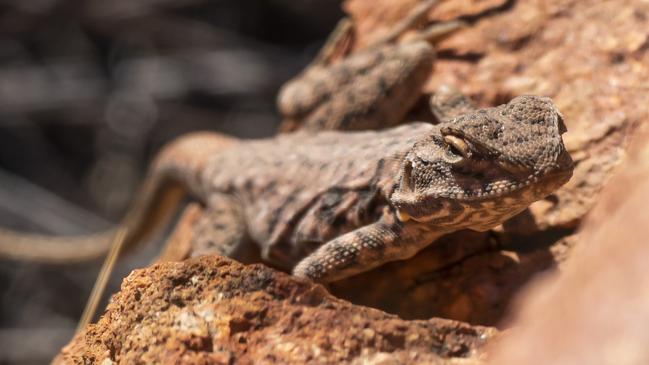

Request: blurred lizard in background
left=277, top=0, right=467, bottom=132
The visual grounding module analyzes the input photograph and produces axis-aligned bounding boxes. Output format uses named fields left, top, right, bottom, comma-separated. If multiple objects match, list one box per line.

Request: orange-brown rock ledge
left=54, top=256, right=495, bottom=365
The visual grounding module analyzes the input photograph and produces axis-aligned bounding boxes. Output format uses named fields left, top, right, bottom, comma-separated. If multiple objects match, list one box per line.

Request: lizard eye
left=443, top=135, right=471, bottom=159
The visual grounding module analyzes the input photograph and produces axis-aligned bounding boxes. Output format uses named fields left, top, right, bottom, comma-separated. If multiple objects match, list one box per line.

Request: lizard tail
left=0, top=132, right=238, bottom=263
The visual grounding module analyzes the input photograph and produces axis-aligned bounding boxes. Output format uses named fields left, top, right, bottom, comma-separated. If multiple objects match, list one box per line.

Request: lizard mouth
left=397, top=158, right=535, bottom=202
left=392, top=153, right=573, bottom=223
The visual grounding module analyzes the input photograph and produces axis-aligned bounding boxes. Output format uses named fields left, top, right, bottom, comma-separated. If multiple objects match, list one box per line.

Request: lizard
left=0, top=95, right=574, bottom=283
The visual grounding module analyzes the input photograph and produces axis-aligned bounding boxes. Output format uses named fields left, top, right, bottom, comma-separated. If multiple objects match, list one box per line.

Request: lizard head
left=390, top=95, right=574, bottom=231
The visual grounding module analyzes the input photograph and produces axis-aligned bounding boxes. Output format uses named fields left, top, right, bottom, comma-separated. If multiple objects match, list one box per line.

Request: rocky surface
left=487, top=125, right=649, bottom=365
left=54, top=256, right=495, bottom=364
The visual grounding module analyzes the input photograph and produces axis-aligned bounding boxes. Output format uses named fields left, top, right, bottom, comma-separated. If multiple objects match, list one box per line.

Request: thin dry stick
left=76, top=228, right=128, bottom=333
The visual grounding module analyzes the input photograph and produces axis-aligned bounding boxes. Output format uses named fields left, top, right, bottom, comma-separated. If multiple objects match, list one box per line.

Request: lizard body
left=0, top=96, right=573, bottom=283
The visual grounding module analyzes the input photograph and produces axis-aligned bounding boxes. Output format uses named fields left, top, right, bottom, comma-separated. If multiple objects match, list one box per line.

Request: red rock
left=54, top=256, right=495, bottom=364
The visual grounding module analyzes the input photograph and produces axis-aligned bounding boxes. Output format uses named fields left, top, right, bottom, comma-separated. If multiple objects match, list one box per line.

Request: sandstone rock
left=54, top=256, right=495, bottom=364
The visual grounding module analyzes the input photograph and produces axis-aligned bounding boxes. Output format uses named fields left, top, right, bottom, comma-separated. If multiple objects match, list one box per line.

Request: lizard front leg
left=293, top=212, right=438, bottom=283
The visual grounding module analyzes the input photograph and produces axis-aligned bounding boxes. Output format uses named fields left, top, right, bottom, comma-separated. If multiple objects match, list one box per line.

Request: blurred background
left=0, top=0, right=343, bottom=363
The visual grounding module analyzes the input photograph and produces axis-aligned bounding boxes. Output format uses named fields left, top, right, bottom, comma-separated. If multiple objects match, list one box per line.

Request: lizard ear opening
left=400, top=160, right=415, bottom=193
left=557, top=112, right=568, bottom=134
